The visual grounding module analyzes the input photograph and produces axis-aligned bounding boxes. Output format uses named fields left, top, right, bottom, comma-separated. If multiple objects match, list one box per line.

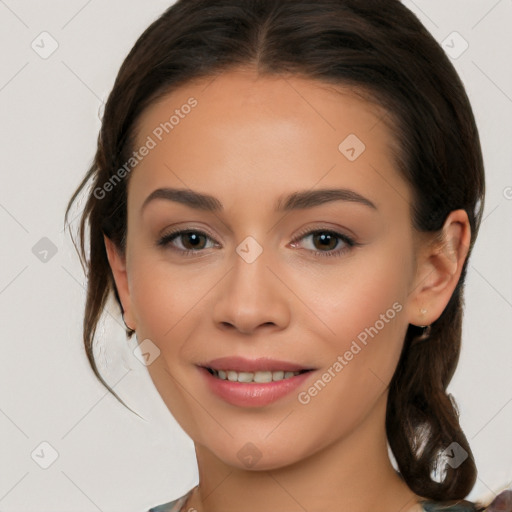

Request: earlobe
left=408, top=209, right=471, bottom=327
left=103, top=234, right=136, bottom=331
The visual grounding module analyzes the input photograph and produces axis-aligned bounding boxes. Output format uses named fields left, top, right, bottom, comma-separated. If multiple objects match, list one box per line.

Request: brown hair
left=66, top=0, right=486, bottom=503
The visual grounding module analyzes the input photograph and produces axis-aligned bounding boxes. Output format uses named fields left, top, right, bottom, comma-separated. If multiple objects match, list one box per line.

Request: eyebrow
left=141, top=187, right=377, bottom=213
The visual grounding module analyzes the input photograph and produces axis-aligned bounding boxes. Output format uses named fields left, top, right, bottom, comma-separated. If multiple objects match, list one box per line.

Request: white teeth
left=210, top=369, right=304, bottom=383
left=238, top=371, right=254, bottom=383
left=272, top=371, right=284, bottom=381
left=254, top=371, right=272, bottom=383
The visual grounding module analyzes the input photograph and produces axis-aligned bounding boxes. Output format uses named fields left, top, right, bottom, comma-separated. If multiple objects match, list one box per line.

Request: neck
left=185, top=393, right=424, bottom=512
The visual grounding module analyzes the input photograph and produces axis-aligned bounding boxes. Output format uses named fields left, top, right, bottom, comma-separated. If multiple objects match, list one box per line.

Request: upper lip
left=200, top=356, right=315, bottom=373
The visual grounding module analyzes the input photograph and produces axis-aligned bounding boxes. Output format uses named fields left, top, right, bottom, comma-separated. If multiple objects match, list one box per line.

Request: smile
left=199, top=366, right=315, bottom=407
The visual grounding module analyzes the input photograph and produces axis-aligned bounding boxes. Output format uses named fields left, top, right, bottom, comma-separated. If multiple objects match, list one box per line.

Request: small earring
left=416, top=308, right=431, bottom=341
left=418, top=308, right=428, bottom=326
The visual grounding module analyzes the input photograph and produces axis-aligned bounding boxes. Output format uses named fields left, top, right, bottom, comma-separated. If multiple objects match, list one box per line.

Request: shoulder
left=146, top=489, right=512, bottom=512
left=481, top=490, right=512, bottom=512
left=147, top=487, right=195, bottom=512
left=420, top=490, right=512, bottom=512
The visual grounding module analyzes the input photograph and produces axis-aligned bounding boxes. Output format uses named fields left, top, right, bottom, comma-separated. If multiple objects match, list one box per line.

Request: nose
left=211, top=247, right=291, bottom=335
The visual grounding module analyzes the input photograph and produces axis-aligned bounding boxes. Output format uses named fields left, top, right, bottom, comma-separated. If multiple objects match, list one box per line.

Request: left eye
left=291, top=230, right=356, bottom=257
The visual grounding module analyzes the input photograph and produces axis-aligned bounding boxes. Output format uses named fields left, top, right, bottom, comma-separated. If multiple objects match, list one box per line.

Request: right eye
left=157, top=229, right=219, bottom=255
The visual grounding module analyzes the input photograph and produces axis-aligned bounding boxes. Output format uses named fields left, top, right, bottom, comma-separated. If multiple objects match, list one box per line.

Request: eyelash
left=156, top=228, right=359, bottom=258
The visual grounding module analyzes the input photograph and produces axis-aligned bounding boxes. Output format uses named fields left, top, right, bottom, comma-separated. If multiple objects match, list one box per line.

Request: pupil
left=185, top=232, right=204, bottom=249
left=316, top=233, right=336, bottom=250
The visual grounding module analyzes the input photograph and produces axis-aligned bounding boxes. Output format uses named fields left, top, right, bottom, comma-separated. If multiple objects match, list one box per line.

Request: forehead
left=129, top=69, right=410, bottom=216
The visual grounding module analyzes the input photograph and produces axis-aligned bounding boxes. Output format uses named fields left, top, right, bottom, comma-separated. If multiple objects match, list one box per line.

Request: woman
left=65, top=1, right=511, bottom=511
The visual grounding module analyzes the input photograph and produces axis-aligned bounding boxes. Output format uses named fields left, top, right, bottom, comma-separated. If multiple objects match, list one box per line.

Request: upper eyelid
left=159, top=227, right=220, bottom=244
left=291, top=228, right=354, bottom=243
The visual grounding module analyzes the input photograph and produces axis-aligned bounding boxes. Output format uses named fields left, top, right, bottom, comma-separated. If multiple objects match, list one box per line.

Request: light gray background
left=0, top=1, right=511, bottom=511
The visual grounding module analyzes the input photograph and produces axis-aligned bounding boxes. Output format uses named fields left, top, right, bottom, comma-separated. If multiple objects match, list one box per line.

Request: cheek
left=302, top=247, right=409, bottom=348
left=127, top=249, right=211, bottom=338
left=301, top=245, right=410, bottom=400
left=126, top=253, right=221, bottom=403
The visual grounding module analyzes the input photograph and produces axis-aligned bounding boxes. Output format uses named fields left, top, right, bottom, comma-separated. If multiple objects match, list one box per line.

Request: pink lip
left=197, top=366, right=315, bottom=408
left=199, top=356, right=314, bottom=373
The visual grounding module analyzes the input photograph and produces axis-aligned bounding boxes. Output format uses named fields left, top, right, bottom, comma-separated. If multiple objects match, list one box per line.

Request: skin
left=104, top=68, right=471, bottom=512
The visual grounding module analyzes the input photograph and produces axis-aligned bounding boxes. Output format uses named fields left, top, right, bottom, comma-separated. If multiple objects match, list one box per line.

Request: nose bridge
left=211, top=237, right=290, bottom=333
left=232, top=240, right=269, bottom=295
left=227, top=233, right=273, bottom=293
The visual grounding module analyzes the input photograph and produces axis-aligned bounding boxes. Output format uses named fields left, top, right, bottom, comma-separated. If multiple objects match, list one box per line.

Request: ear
left=407, top=209, right=471, bottom=327
left=104, top=235, right=136, bottom=331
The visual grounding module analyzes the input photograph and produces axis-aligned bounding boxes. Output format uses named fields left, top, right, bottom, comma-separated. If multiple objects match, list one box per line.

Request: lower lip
left=198, top=367, right=314, bottom=407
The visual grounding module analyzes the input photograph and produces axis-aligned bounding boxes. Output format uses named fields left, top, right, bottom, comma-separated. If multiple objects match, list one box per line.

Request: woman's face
left=110, top=69, right=426, bottom=469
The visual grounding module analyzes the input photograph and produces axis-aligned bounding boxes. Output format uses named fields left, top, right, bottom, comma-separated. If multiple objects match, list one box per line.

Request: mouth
left=197, top=356, right=317, bottom=407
